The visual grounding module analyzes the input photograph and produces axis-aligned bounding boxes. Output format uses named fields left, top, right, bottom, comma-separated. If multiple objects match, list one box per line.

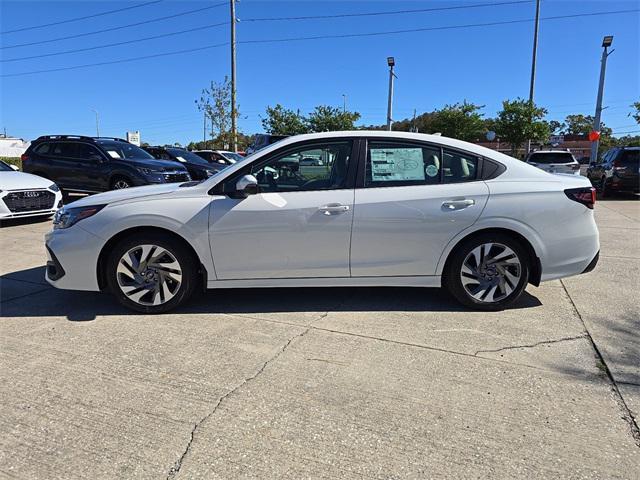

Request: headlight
left=53, top=205, right=106, bottom=230
left=136, top=166, right=156, bottom=175
left=49, top=183, right=60, bottom=192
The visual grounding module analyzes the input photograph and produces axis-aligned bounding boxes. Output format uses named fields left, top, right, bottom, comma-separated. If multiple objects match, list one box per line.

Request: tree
left=195, top=76, right=238, bottom=149
left=305, top=105, right=361, bottom=132
left=430, top=101, right=485, bottom=141
left=261, top=104, right=308, bottom=135
left=494, top=99, right=549, bottom=156
left=631, top=101, right=640, bottom=124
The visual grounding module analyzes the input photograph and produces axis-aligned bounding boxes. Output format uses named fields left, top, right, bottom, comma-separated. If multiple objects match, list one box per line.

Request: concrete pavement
left=1, top=199, right=638, bottom=479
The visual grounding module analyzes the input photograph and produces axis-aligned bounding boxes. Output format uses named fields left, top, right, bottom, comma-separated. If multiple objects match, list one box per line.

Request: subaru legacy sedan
left=45, top=131, right=599, bottom=312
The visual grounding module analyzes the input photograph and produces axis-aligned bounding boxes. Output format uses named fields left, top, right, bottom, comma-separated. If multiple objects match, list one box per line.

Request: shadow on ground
left=1, top=266, right=543, bottom=321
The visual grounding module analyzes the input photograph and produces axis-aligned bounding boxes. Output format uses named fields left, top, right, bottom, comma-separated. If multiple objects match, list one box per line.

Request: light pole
left=527, top=0, right=541, bottom=154
left=230, top=0, right=237, bottom=152
left=386, top=57, right=396, bottom=131
left=342, top=94, right=347, bottom=113
left=91, top=108, right=99, bottom=137
left=590, top=35, right=614, bottom=164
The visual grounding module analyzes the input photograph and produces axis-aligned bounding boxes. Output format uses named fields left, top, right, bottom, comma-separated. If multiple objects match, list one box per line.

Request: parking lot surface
left=1, top=198, right=639, bottom=479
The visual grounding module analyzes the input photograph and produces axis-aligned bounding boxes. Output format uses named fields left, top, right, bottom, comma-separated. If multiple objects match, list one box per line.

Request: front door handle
left=442, top=199, right=475, bottom=210
left=319, top=203, right=350, bottom=215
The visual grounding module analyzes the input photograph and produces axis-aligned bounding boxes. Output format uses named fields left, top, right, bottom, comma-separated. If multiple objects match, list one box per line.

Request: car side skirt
left=207, top=275, right=441, bottom=289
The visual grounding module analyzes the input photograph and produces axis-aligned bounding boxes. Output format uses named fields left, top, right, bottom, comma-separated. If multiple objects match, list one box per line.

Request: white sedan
left=0, top=161, right=63, bottom=220
left=44, top=131, right=599, bottom=312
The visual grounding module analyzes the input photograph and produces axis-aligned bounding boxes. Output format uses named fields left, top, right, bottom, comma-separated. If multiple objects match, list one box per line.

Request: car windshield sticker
left=176, top=156, right=186, bottom=162
left=371, top=148, right=425, bottom=181
left=106, top=150, right=121, bottom=159
left=425, top=164, right=438, bottom=177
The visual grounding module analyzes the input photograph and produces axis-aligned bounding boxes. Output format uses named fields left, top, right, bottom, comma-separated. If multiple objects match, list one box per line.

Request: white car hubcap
left=460, top=242, right=522, bottom=303
left=116, top=244, right=182, bottom=306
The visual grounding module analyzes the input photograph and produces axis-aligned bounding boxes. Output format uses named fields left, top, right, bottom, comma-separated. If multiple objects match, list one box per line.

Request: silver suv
left=525, top=150, right=580, bottom=175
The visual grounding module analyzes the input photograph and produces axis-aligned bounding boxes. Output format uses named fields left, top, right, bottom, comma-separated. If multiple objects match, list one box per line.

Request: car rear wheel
left=106, top=233, right=198, bottom=313
left=444, top=233, right=530, bottom=310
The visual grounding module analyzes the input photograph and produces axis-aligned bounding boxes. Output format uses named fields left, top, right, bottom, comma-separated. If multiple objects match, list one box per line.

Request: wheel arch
left=439, top=227, right=542, bottom=287
left=96, top=226, right=207, bottom=291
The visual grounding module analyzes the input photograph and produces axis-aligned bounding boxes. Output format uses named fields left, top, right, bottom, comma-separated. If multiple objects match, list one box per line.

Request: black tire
left=106, top=232, right=198, bottom=313
left=444, top=232, right=530, bottom=311
left=110, top=176, right=132, bottom=190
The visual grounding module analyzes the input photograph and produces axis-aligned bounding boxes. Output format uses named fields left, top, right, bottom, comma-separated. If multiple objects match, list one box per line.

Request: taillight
left=565, top=187, right=596, bottom=209
left=20, top=153, right=29, bottom=162
left=612, top=161, right=626, bottom=171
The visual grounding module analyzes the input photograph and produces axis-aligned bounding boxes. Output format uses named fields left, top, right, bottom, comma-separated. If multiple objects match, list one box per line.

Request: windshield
left=97, top=140, right=154, bottom=160
left=0, top=161, right=15, bottom=172
left=220, top=152, right=244, bottom=162
left=167, top=148, right=210, bottom=165
left=528, top=152, right=575, bottom=164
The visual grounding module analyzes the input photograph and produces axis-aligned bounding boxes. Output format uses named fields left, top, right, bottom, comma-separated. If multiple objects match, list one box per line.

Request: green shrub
left=0, top=157, right=22, bottom=170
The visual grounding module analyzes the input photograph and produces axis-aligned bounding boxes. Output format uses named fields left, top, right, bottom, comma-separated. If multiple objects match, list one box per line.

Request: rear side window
left=34, top=143, right=51, bottom=155
left=619, top=150, right=639, bottom=168
left=443, top=149, right=477, bottom=183
left=528, top=152, right=575, bottom=164
left=51, top=142, right=78, bottom=157
left=365, top=142, right=441, bottom=187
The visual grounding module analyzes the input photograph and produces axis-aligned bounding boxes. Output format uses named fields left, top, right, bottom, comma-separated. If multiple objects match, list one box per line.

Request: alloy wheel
left=460, top=242, right=522, bottom=303
left=116, top=244, right=182, bottom=306
left=113, top=179, right=131, bottom=189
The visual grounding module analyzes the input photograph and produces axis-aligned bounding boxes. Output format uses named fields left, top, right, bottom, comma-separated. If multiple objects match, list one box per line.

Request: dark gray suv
left=22, top=135, right=191, bottom=194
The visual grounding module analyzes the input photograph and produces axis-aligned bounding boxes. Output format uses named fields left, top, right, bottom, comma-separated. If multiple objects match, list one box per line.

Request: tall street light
left=91, top=108, right=99, bottom=137
left=590, top=35, right=614, bottom=164
left=386, top=57, right=396, bottom=131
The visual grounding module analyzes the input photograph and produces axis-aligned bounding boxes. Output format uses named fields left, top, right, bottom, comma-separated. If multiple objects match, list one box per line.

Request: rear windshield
left=97, top=140, right=154, bottom=160
left=167, top=148, right=210, bottom=165
left=528, top=152, right=575, bottom=164
left=619, top=150, right=639, bottom=168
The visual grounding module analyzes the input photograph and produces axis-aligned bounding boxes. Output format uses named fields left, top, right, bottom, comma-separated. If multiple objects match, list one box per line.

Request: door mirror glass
left=235, top=174, right=258, bottom=197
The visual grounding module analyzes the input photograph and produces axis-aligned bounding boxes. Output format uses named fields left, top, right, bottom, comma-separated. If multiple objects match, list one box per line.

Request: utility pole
left=91, top=108, right=100, bottom=137
left=203, top=111, right=206, bottom=144
left=386, top=57, right=396, bottom=131
left=527, top=0, right=541, bottom=154
left=342, top=94, right=346, bottom=113
left=230, top=0, right=238, bottom=152
left=590, top=36, right=614, bottom=164
left=411, top=109, right=417, bottom=132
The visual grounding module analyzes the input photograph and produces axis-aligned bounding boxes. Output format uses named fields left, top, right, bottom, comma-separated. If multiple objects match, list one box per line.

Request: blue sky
left=1, top=0, right=639, bottom=145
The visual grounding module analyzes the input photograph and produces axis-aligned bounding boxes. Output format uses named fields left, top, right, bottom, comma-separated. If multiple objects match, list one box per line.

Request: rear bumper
left=581, top=250, right=599, bottom=274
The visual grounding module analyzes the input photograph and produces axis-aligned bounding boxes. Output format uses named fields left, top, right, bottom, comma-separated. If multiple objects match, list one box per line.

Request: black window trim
left=357, top=137, right=492, bottom=189
left=209, top=137, right=361, bottom=196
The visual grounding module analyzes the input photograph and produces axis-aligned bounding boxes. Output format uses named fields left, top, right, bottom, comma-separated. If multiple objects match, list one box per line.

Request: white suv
left=525, top=150, right=581, bottom=175
left=45, top=132, right=599, bottom=312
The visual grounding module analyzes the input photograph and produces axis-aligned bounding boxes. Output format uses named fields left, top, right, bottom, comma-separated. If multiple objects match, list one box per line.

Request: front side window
left=365, top=142, right=441, bottom=187
left=250, top=141, right=352, bottom=192
left=51, top=142, right=79, bottom=158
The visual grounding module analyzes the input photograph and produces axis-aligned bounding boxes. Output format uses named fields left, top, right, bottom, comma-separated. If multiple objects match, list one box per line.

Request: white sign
left=370, top=148, right=425, bottom=182
left=550, top=135, right=564, bottom=145
left=126, top=131, right=141, bottom=146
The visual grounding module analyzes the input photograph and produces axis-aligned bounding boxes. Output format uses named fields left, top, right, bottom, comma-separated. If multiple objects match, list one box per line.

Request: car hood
left=127, top=158, right=186, bottom=171
left=0, top=171, right=55, bottom=190
left=67, top=183, right=184, bottom=208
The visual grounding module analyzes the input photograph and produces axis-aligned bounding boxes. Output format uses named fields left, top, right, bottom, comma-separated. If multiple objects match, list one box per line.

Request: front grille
left=164, top=172, right=190, bottom=183
left=3, top=190, right=55, bottom=213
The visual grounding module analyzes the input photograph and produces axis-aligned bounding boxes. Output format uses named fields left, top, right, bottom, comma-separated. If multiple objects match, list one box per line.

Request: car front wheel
left=444, top=233, right=530, bottom=310
left=106, top=233, right=198, bottom=313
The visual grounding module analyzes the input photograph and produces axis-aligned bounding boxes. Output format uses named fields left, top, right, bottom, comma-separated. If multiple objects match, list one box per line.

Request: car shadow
left=1, top=266, right=543, bottom=321
left=0, top=215, right=52, bottom=228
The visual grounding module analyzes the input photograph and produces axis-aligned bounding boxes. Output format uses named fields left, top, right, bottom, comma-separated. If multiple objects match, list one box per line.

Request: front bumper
left=45, top=225, right=104, bottom=291
left=0, top=190, right=63, bottom=219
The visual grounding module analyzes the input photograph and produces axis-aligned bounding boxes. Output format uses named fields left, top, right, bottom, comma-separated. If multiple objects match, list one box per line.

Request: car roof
left=528, top=150, right=572, bottom=154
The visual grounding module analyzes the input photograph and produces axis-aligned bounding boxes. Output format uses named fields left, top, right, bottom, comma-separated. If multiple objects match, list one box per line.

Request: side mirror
left=10, top=164, right=20, bottom=171
left=235, top=174, right=258, bottom=197
left=89, top=153, right=103, bottom=162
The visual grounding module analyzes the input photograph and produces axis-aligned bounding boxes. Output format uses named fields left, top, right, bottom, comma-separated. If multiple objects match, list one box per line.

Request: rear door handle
left=319, top=203, right=350, bottom=215
left=442, top=199, right=475, bottom=210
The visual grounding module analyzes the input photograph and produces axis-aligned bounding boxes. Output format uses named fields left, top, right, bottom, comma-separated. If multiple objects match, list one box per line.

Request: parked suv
left=142, top=146, right=224, bottom=180
left=524, top=150, right=580, bottom=175
left=193, top=150, right=244, bottom=166
left=22, top=136, right=191, bottom=193
left=587, top=146, right=640, bottom=197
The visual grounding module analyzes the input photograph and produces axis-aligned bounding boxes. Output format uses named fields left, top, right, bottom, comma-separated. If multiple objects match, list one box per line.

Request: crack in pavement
left=165, top=310, right=330, bottom=479
left=560, top=279, right=640, bottom=448
left=473, top=334, right=589, bottom=356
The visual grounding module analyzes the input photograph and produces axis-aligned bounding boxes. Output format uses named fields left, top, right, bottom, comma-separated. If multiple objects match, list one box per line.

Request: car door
left=350, top=139, right=489, bottom=277
left=49, top=142, right=82, bottom=189
left=73, top=143, right=106, bottom=191
left=209, top=139, right=357, bottom=279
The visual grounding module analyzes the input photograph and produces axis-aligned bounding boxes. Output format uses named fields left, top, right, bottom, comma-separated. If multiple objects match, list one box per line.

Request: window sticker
left=106, top=150, right=121, bottom=159
left=425, top=164, right=438, bottom=177
left=371, top=148, right=425, bottom=181
left=176, top=156, right=186, bottom=162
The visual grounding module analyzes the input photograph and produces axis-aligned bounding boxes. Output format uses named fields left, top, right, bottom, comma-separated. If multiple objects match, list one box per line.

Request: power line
left=0, top=0, right=163, bottom=35
left=2, top=22, right=229, bottom=63
left=0, top=2, right=227, bottom=50
left=2, top=9, right=637, bottom=78
left=241, top=0, right=532, bottom=22
left=239, top=9, right=640, bottom=45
